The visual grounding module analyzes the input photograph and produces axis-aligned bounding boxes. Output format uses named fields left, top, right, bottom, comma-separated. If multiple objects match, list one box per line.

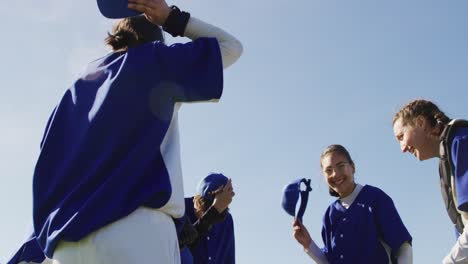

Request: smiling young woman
left=293, top=144, right=413, bottom=264
left=393, top=100, right=449, bottom=161
left=393, top=99, right=468, bottom=263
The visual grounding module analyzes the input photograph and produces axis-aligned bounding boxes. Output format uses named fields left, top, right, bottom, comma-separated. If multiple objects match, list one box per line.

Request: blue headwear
left=281, top=178, right=312, bottom=222
left=97, top=0, right=142, bottom=18
left=196, top=173, right=229, bottom=202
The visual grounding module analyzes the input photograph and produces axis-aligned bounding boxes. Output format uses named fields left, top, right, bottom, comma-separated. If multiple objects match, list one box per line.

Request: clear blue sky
left=1, top=0, right=468, bottom=263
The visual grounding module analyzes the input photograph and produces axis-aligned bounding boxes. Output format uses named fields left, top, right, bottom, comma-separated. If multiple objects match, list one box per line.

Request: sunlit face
left=321, top=153, right=356, bottom=198
left=393, top=117, right=437, bottom=161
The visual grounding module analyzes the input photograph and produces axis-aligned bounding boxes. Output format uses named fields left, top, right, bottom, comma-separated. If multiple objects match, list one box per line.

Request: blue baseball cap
left=196, top=173, right=229, bottom=202
left=282, top=178, right=312, bottom=222
left=97, top=0, right=142, bottom=18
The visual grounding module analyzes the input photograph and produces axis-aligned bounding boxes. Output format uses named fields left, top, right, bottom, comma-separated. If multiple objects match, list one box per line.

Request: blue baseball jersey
left=182, top=197, right=235, bottom=264
left=181, top=247, right=195, bottom=264
left=452, top=127, right=468, bottom=212
left=7, top=232, right=45, bottom=264
left=321, top=185, right=412, bottom=263
left=32, top=37, right=222, bottom=258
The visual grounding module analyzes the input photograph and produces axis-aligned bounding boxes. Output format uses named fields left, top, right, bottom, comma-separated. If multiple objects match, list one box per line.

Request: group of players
left=6, top=0, right=468, bottom=263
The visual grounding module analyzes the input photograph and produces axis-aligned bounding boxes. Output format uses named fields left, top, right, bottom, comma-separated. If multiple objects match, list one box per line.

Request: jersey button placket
left=339, top=217, right=346, bottom=262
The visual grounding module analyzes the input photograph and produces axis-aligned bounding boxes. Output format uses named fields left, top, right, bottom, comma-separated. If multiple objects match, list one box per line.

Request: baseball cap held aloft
left=196, top=173, right=229, bottom=202
left=97, top=0, right=142, bottom=18
left=282, top=178, right=312, bottom=222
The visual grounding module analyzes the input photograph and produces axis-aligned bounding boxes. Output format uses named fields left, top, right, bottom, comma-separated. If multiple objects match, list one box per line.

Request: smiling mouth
left=334, top=178, right=345, bottom=186
left=408, top=147, right=417, bottom=157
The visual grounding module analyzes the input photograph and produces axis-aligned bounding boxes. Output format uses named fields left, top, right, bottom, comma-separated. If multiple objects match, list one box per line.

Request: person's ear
left=415, top=115, right=427, bottom=129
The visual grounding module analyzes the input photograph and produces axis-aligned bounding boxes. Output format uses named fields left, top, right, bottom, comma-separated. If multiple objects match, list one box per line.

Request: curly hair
left=105, top=15, right=164, bottom=51
left=320, top=144, right=355, bottom=197
left=393, top=99, right=450, bottom=137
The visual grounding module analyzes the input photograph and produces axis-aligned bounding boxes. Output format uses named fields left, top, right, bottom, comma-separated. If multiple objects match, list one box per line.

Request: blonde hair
left=193, top=194, right=212, bottom=218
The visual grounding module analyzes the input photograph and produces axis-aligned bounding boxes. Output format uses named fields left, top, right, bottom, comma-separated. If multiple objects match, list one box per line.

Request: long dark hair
left=320, top=144, right=355, bottom=197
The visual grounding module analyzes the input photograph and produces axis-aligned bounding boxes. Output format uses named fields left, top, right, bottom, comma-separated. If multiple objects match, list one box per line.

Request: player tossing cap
left=282, top=178, right=312, bottom=222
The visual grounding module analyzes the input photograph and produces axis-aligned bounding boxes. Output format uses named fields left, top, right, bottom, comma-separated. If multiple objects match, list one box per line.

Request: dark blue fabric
left=181, top=198, right=235, bottom=264
left=97, top=0, right=141, bottom=18
left=321, top=185, right=412, bottom=264
left=297, top=179, right=312, bottom=222
left=7, top=233, right=45, bottom=264
left=181, top=247, right=194, bottom=264
left=281, top=178, right=312, bottom=222
left=32, top=38, right=222, bottom=258
left=196, top=173, right=228, bottom=202
left=452, top=127, right=468, bottom=212
left=282, top=182, right=300, bottom=217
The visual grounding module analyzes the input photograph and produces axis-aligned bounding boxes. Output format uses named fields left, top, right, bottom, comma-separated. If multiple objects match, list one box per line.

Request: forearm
left=304, top=240, right=329, bottom=264
left=396, top=242, right=413, bottom=264
left=443, top=226, right=468, bottom=263
left=183, top=17, right=243, bottom=69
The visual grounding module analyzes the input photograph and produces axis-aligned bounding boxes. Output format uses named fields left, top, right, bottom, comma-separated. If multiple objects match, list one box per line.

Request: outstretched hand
left=212, top=179, right=235, bottom=213
left=293, top=218, right=312, bottom=250
left=128, top=0, right=171, bottom=26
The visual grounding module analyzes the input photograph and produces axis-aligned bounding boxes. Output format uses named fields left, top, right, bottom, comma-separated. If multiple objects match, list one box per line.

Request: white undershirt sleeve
left=304, top=240, right=329, bottom=264
left=396, top=242, right=413, bottom=264
left=443, top=225, right=468, bottom=264
left=183, top=17, right=243, bottom=69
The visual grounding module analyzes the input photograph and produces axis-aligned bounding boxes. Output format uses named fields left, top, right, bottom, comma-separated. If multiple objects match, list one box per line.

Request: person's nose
left=329, top=169, right=338, bottom=179
left=400, top=140, right=409, bottom=153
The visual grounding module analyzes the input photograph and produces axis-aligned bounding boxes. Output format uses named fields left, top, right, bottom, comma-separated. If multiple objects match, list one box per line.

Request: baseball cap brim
left=97, top=0, right=142, bottom=18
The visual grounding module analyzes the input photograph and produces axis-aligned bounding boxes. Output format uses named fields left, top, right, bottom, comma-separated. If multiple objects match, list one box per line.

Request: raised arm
left=128, top=0, right=242, bottom=69
left=183, top=18, right=243, bottom=69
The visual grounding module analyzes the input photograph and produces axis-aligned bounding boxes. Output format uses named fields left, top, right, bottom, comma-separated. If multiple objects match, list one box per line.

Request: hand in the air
left=212, top=178, right=235, bottom=213
left=293, top=218, right=312, bottom=249
left=128, top=0, right=171, bottom=26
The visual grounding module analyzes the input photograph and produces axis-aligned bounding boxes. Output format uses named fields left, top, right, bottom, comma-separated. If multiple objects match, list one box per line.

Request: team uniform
left=30, top=37, right=222, bottom=263
left=306, top=184, right=412, bottom=264
left=440, top=121, right=468, bottom=263
left=7, top=232, right=49, bottom=264
left=181, top=197, right=235, bottom=264
left=448, top=127, right=468, bottom=217
left=7, top=14, right=242, bottom=264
